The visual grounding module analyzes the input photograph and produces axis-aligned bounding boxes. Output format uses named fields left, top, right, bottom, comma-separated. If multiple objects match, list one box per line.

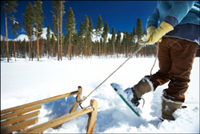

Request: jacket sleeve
left=146, top=8, right=160, bottom=29
left=147, top=1, right=197, bottom=29
left=164, top=1, right=196, bottom=27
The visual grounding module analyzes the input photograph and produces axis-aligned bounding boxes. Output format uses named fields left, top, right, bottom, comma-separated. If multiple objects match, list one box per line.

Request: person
left=125, top=1, right=200, bottom=121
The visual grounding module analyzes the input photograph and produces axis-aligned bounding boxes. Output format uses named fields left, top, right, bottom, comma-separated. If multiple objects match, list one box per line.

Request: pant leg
left=145, top=37, right=171, bottom=90
left=163, top=37, right=198, bottom=103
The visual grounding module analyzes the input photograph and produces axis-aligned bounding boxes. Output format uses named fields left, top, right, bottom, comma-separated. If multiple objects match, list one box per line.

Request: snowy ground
left=1, top=56, right=199, bottom=133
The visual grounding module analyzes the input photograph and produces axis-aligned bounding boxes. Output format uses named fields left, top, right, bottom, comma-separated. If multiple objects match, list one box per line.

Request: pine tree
left=1, top=35, right=6, bottom=58
left=34, top=0, right=44, bottom=61
left=46, top=25, right=51, bottom=58
left=72, top=33, right=78, bottom=57
left=3, top=1, right=18, bottom=62
left=22, top=2, right=34, bottom=61
left=88, top=17, right=94, bottom=57
left=136, top=18, right=143, bottom=43
left=102, top=22, right=109, bottom=56
left=95, top=15, right=103, bottom=57
left=51, top=1, right=58, bottom=59
left=122, top=31, right=126, bottom=56
left=66, top=7, right=76, bottom=60
left=51, top=1, right=65, bottom=61
left=63, top=33, right=69, bottom=57
left=50, top=33, right=55, bottom=58
left=111, top=27, right=116, bottom=55
left=116, top=30, right=121, bottom=57
left=59, top=1, right=65, bottom=61
left=133, top=26, right=136, bottom=36
left=78, top=22, right=84, bottom=59
left=83, top=15, right=89, bottom=57
left=125, top=32, right=131, bottom=57
left=9, top=15, right=20, bottom=61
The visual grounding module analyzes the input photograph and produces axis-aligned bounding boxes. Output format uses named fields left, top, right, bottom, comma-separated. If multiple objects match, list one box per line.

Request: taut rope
left=77, top=44, right=147, bottom=104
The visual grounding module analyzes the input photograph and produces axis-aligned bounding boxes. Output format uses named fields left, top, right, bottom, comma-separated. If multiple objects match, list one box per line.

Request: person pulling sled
left=126, top=1, right=199, bottom=121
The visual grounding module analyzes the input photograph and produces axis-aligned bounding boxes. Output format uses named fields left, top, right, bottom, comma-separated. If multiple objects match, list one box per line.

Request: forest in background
left=0, top=33, right=157, bottom=60
left=2, top=1, right=198, bottom=62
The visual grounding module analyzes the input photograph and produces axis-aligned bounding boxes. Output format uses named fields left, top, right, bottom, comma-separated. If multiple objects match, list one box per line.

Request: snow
left=1, top=56, right=199, bottom=133
left=7, top=27, right=123, bottom=43
left=15, top=34, right=29, bottom=41
left=13, top=20, right=19, bottom=24
left=1, top=27, right=125, bottom=43
left=0, top=27, right=54, bottom=42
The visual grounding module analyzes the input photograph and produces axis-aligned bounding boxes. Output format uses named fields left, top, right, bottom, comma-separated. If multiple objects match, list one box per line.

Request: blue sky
left=1, top=1, right=157, bottom=39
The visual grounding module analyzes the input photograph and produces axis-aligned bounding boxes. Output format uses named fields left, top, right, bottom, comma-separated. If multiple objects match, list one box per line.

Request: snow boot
left=124, top=87, right=140, bottom=106
left=124, top=77, right=154, bottom=106
left=161, top=96, right=182, bottom=120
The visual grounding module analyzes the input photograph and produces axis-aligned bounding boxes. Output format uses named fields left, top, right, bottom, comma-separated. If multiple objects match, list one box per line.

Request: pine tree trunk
left=117, top=42, right=119, bottom=58
left=68, top=32, right=71, bottom=60
left=64, top=45, right=66, bottom=57
left=98, top=42, right=101, bottom=57
left=113, top=42, right=115, bottom=55
left=41, top=39, right=44, bottom=57
left=47, top=41, right=49, bottom=59
left=53, top=41, right=56, bottom=58
left=81, top=39, right=83, bottom=59
left=14, top=37, right=16, bottom=61
left=36, top=24, right=39, bottom=61
left=126, top=43, right=128, bottom=58
left=5, top=13, right=9, bottom=62
left=29, top=35, right=30, bottom=61
left=57, top=11, right=60, bottom=61
left=88, top=40, right=90, bottom=57
left=1, top=40, right=4, bottom=58
left=85, top=35, right=87, bottom=58
left=60, top=1, right=62, bottom=61
left=30, top=29, right=33, bottom=61
left=104, top=43, right=107, bottom=57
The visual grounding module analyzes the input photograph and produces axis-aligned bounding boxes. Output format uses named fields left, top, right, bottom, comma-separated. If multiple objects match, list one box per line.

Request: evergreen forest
left=1, top=1, right=158, bottom=62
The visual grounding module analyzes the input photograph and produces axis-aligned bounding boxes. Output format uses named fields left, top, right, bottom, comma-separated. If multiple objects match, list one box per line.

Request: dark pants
left=146, top=37, right=198, bottom=103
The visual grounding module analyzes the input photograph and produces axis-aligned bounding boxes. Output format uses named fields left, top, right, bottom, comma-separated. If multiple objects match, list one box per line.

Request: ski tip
left=110, top=83, right=119, bottom=87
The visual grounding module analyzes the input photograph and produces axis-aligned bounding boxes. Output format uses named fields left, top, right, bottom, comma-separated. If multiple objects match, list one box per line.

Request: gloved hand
left=147, top=25, right=157, bottom=32
left=140, top=26, right=156, bottom=45
left=141, top=21, right=174, bottom=45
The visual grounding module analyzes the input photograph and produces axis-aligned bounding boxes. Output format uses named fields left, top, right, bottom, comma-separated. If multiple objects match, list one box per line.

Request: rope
left=150, top=42, right=159, bottom=75
left=77, top=44, right=146, bottom=104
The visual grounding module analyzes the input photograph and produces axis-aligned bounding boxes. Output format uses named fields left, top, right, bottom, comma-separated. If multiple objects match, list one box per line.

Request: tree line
left=1, top=1, right=157, bottom=62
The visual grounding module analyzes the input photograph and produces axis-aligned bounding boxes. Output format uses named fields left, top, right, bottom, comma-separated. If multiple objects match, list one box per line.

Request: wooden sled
left=1, top=86, right=98, bottom=134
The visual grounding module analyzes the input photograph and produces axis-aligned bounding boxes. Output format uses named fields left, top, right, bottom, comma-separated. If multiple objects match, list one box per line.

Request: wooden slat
left=1, top=117, right=38, bottom=133
left=70, top=86, right=82, bottom=113
left=1, top=91, right=78, bottom=115
left=1, top=110, right=40, bottom=127
left=18, top=107, right=94, bottom=133
left=1, top=105, right=41, bottom=120
left=87, top=99, right=98, bottom=134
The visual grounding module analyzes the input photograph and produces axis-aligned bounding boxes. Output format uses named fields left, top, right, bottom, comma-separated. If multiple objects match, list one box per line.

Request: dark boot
left=124, top=77, right=154, bottom=106
left=161, top=96, right=182, bottom=120
left=134, top=77, right=154, bottom=99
